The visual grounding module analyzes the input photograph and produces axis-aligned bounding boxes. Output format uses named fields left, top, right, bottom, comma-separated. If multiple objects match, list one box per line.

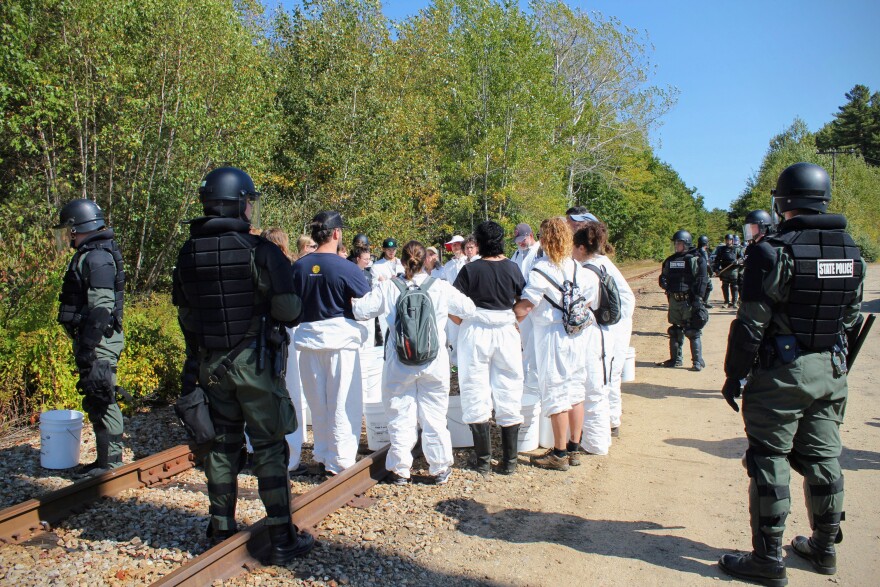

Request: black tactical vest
left=715, top=245, right=737, bottom=266
left=664, top=253, right=694, bottom=293
left=767, top=215, right=863, bottom=351
left=175, top=218, right=261, bottom=350
left=58, top=234, right=125, bottom=330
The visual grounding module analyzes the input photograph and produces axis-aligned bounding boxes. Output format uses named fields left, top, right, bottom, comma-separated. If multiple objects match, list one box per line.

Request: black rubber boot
left=792, top=523, right=839, bottom=575
left=77, top=428, right=111, bottom=477
left=689, top=336, right=705, bottom=371
left=468, top=422, right=492, bottom=476
left=497, top=424, right=520, bottom=475
left=661, top=334, right=683, bottom=367
left=719, top=532, right=787, bottom=587
left=206, top=520, right=238, bottom=545
left=267, top=523, right=315, bottom=566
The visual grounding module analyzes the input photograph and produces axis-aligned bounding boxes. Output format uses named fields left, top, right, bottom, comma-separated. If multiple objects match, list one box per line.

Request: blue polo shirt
left=292, top=253, right=371, bottom=322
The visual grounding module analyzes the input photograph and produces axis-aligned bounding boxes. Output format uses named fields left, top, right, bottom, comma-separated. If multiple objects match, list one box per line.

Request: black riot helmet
left=772, top=162, right=831, bottom=215
left=671, top=230, right=692, bottom=247
left=697, top=235, right=709, bottom=247
left=352, top=233, right=370, bottom=248
left=54, top=198, right=106, bottom=233
left=725, top=233, right=734, bottom=243
left=198, top=166, right=261, bottom=221
left=743, top=209, right=772, bottom=242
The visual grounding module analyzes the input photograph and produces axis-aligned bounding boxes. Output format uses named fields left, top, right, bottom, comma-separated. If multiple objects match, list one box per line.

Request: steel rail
left=0, top=443, right=200, bottom=545
left=153, top=444, right=390, bottom=587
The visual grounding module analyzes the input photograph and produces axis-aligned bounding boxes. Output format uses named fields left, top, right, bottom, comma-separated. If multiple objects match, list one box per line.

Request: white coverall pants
left=382, top=347, right=454, bottom=478
left=581, top=325, right=612, bottom=456
left=284, top=326, right=306, bottom=470
left=534, top=321, right=587, bottom=417
left=606, top=318, right=632, bottom=429
left=457, top=309, right=524, bottom=427
left=296, top=318, right=367, bottom=475
left=519, top=314, right=540, bottom=397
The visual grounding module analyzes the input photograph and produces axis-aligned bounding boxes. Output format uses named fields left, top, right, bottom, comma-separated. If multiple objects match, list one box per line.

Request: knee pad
left=667, top=326, right=683, bottom=337
left=684, top=329, right=700, bottom=340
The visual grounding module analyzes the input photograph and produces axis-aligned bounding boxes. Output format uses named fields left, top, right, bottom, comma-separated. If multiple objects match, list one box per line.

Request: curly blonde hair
left=540, top=216, right=573, bottom=267
left=261, top=227, right=294, bottom=261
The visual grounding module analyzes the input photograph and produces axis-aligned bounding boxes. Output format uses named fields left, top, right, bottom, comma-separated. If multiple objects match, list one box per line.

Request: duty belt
left=670, top=292, right=689, bottom=302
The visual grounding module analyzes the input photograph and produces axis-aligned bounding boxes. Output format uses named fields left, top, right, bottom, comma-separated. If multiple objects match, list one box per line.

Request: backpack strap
left=582, top=262, right=603, bottom=278
left=571, top=258, right=578, bottom=287
left=421, top=277, right=435, bottom=292
left=391, top=276, right=408, bottom=294
left=530, top=267, right=564, bottom=311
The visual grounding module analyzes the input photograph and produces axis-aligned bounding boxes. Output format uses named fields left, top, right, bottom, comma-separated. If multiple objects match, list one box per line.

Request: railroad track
left=0, top=442, right=389, bottom=585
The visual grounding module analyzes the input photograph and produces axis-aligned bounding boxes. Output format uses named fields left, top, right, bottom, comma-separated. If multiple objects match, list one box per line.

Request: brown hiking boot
left=530, top=450, right=570, bottom=471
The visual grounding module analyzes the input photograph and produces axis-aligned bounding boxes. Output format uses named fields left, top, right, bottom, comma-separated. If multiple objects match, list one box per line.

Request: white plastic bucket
left=40, top=410, right=84, bottom=469
left=446, top=396, right=473, bottom=448
left=539, top=412, right=555, bottom=449
left=361, top=346, right=384, bottom=405
left=622, top=346, right=636, bottom=382
left=518, top=394, right=541, bottom=452
left=363, top=401, right=390, bottom=450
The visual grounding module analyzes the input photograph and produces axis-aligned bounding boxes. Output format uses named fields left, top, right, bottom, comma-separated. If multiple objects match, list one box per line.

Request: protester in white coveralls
left=514, top=217, right=601, bottom=471
left=260, top=228, right=312, bottom=476
left=292, top=211, right=371, bottom=476
left=571, top=216, right=634, bottom=438
left=570, top=221, right=616, bottom=457
left=453, top=221, right=527, bottom=476
left=510, top=223, right=542, bottom=400
left=372, top=237, right=404, bottom=280
left=424, top=246, right=445, bottom=279
left=442, top=235, right=467, bottom=363
left=353, top=241, right=476, bottom=485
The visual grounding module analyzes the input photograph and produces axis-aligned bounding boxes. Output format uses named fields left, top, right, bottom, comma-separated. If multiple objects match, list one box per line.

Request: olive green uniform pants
left=200, top=347, right=298, bottom=532
left=742, top=351, right=846, bottom=539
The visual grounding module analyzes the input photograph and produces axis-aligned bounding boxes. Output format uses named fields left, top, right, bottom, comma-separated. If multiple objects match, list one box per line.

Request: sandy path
left=421, top=263, right=880, bottom=586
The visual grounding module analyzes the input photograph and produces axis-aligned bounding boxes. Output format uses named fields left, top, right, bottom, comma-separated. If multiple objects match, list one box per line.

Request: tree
left=815, top=84, right=880, bottom=165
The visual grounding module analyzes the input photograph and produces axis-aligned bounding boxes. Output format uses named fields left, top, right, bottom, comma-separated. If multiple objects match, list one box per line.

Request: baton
left=716, top=261, right=742, bottom=277
left=847, top=313, right=875, bottom=370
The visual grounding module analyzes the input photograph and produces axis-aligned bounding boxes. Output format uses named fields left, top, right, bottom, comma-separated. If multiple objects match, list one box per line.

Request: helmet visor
left=742, top=223, right=757, bottom=243
left=53, top=227, right=74, bottom=251
left=246, top=196, right=261, bottom=228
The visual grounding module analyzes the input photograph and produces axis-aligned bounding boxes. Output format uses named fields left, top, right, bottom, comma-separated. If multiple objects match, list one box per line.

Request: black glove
left=721, top=378, right=742, bottom=413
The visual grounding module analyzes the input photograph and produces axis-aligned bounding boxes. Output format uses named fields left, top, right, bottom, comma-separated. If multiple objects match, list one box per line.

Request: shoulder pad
left=83, top=249, right=117, bottom=289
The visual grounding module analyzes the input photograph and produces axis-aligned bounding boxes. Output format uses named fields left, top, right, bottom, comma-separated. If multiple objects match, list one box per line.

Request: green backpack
left=391, top=276, right=439, bottom=365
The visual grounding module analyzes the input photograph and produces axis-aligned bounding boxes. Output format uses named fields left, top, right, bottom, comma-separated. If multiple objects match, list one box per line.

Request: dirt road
left=421, top=264, right=880, bottom=586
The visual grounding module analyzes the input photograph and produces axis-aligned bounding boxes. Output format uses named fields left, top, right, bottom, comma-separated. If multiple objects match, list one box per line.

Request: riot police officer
left=173, top=167, right=314, bottom=563
left=55, top=199, right=126, bottom=476
left=718, top=163, right=865, bottom=585
left=658, top=230, right=708, bottom=370
left=697, top=235, right=713, bottom=308
left=743, top=210, right=773, bottom=245
left=713, top=234, right=743, bottom=307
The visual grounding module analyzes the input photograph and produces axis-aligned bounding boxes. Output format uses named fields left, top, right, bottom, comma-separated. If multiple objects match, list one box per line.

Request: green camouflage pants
left=742, top=350, right=847, bottom=537
left=200, top=347, right=298, bottom=531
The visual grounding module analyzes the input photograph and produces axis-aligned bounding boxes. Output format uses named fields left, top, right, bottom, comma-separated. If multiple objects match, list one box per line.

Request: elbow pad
left=723, top=318, right=762, bottom=380
left=78, top=306, right=113, bottom=352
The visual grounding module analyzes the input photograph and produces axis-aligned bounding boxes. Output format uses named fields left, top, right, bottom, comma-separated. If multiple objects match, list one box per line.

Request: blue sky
left=283, top=1, right=880, bottom=211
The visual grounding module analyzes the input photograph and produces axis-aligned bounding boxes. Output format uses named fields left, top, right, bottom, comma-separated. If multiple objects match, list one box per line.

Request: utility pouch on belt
left=773, top=335, right=799, bottom=365
left=174, top=386, right=216, bottom=445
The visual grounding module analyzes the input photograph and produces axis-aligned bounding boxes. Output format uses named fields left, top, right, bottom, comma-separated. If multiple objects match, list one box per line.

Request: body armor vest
left=58, top=236, right=125, bottom=330
left=176, top=219, right=261, bottom=350
left=664, top=252, right=694, bottom=293
left=715, top=246, right=737, bottom=266
left=767, top=220, right=862, bottom=351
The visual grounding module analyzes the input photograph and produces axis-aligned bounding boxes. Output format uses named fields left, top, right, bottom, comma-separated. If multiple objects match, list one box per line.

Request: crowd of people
left=54, top=162, right=865, bottom=579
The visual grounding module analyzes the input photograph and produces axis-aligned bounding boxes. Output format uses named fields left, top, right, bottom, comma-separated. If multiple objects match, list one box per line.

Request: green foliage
left=816, top=85, right=880, bottom=165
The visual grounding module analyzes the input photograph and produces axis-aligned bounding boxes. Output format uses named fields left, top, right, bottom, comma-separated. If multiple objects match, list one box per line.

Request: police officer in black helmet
left=658, top=230, right=709, bottom=370
left=173, top=166, right=314, bottom=563
left=697, top=235, right=713, bottom=307
left=718, top=163, right=865, bottom=586
left=55, top=199, right=126, bottom=476
left=713, top=233, right=744, bottom=307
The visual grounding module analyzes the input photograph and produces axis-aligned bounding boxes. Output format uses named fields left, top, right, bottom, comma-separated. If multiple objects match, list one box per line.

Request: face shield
left=672, top=240, right=686, bottom=254
left=742, top=223, right=758, bottom=243
left=53, top=226, right=75, bottom=251
left=245, top=195, right=261, bottom=227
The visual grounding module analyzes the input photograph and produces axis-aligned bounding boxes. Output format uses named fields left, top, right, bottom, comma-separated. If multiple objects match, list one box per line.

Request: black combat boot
left=468, top=422, right=492, bottom=476
left=689, top=336, right=705, bottom=371
left=267, top=523, right=315, bottom=566
left=205, top=520, right=238, bottom=545
left=660, top=334, right=683, bottom=367
left=719, top=532, right=787, bottom=587
left=497, top=424, right=520, bottom=475
left=792, top=523, right=839, bottom=575
left=76, top=428, right=111, bottom=477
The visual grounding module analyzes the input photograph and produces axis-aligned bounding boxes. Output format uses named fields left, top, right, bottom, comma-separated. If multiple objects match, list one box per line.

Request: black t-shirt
left=292, top=252, right=370, bottom=322
left=453, top=258, right=526, bottom=310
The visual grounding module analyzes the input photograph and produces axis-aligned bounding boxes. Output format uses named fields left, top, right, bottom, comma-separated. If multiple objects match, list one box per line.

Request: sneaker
left=386, top=472, right=411, bottom=486
left=288, top=463, right=310, bottom=477
left=610, top=427, right=620, bottom=438
left=530, top=450, right=570, bottom=471
left=434, top=468, right=452, bottom=485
